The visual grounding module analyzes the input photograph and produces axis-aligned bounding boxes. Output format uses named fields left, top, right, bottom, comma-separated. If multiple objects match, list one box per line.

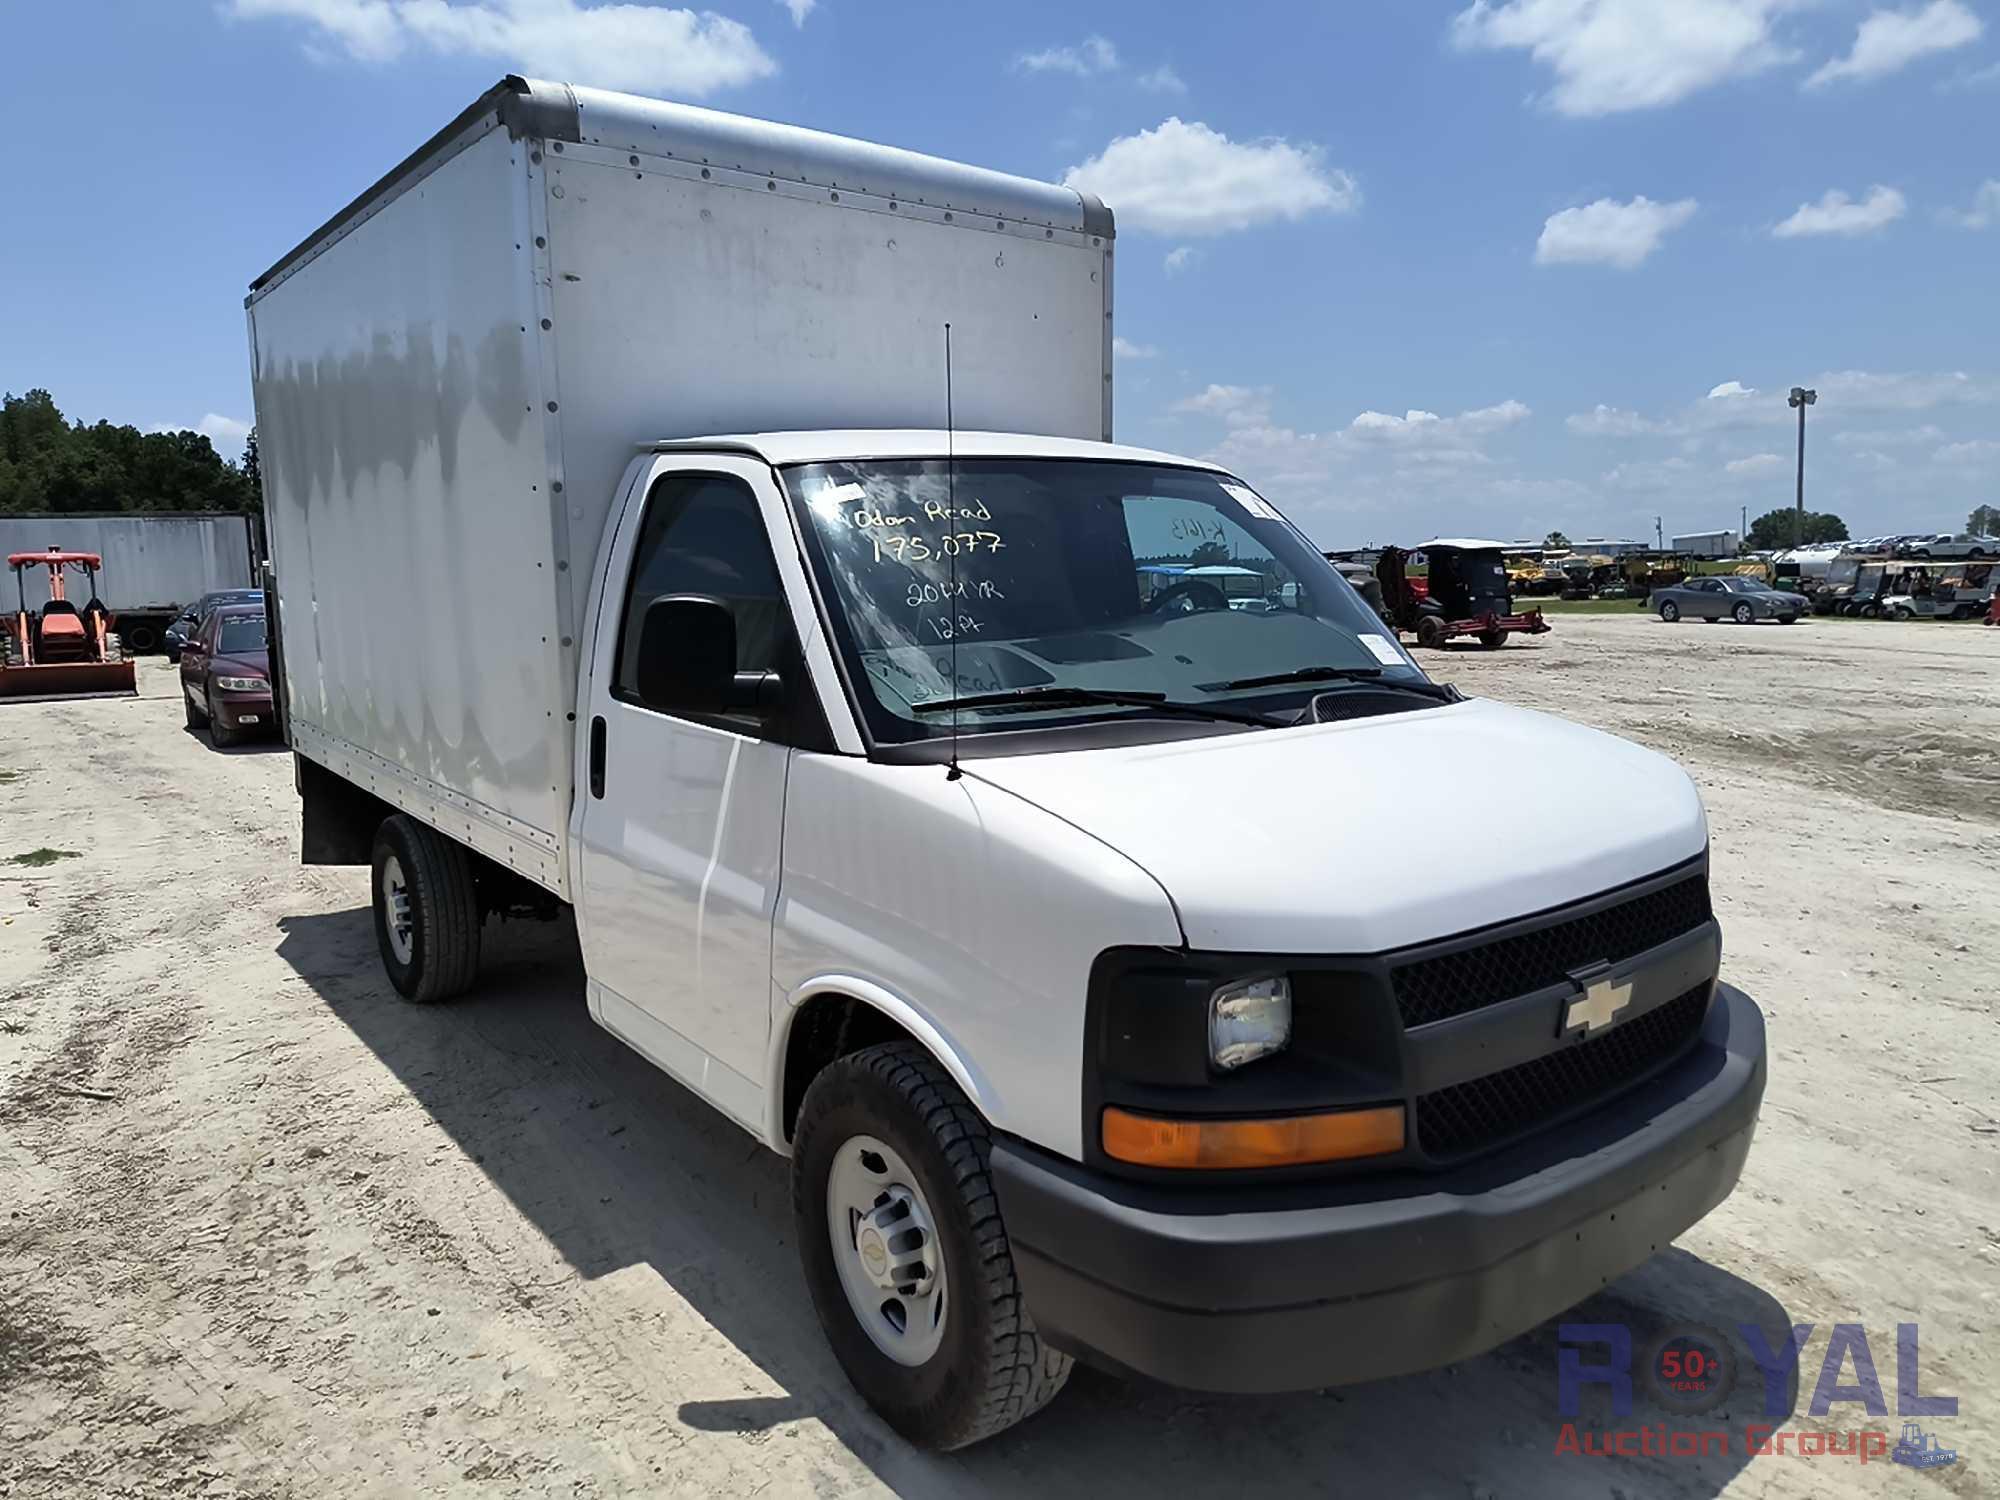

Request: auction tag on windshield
left=1220, top=482, right=1281, bottom=522
left=1358, top=633, right=1405, bottom=666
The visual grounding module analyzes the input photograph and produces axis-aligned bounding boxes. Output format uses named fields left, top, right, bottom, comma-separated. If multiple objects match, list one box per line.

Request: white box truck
left=251, top=77, right=1766, bottom=1449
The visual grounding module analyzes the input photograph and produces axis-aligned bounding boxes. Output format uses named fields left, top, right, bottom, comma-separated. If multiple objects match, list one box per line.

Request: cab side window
left=613, top=472, right=798, bottom=733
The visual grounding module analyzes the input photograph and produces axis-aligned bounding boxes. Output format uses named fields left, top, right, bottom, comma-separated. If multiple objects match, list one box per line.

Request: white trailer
left=253, top=77, right=1764, bottom=1450
left=1670, top=529, right=1740, bottom=560
left=0, top=512, right=258, bottom=652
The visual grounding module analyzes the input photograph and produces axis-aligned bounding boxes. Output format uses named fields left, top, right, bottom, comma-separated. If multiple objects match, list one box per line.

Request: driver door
left=1691, top=579, right=1725, bottom=619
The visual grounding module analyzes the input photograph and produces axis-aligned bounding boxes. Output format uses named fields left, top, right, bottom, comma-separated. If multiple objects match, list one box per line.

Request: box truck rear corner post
left=249, top=76, right=1766, bottom=1450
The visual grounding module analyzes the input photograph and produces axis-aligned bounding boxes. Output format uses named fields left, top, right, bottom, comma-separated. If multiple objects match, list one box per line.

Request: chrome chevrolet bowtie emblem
left=1565, top=973, right=1635, bottom=1035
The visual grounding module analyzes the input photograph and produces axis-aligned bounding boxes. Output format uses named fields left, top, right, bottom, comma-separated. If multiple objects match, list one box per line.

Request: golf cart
left=1884, top=561, right=1990, bottom=621
left=1, top=548, right=138, bottom=700
left=1377, top=540, right=1551, bottom=650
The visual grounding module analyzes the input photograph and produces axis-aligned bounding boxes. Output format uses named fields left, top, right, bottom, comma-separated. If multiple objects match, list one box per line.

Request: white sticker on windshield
left=1220, top=482, right=1281, bottom=522
left=1358, top=633, right=1405, bottom=666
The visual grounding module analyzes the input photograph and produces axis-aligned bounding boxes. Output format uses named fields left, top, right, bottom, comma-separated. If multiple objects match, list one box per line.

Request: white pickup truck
left=249, top=77, right=1766, bottom=1449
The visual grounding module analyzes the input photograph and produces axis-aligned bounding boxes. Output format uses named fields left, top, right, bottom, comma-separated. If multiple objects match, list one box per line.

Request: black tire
left=1478, top=630, right=1507, bottom=649
left=1892, top=605, right=1913, bottom=621
left=1777, top=615, right=1796, bottom=625
left=207, top=689, right=239, bottom=748
left=792, top=1042, right=1071, bottom=1450
left=1415, top=616, right=1448, bottom=651
left=184, top=690, right=203, bottom=729
left=1733, top=602, right=1754, bottom=625
left=123, top=620, right=159, bottom=654
left=1659, top=600, right=1680, bottom=622
left=1859, top=602, right=1880, bottom=618
left=370, top=814, right=482, bottom=1004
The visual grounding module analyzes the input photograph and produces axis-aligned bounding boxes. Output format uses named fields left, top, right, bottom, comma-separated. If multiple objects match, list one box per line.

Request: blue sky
left=7, top=0, right=1997, bottom=546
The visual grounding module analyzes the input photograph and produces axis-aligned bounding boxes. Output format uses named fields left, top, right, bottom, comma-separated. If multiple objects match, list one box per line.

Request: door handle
left=589, top=715, right=606, bottom=798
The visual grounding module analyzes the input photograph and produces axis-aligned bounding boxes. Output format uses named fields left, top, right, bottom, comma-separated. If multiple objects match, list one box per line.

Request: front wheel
left=1659, top=600, right=1680, bottom=622
left=207, top=689, right=239, bottom=748
left=1733, top=602, right=1754, bottom=625
left=793, top=1042, right=1071, bottom=1450
left=1777, top=615, right=1797, bottom=625
left=1892, top=605, right=1914, bottom=621
left=1415, top=616, right=1448, bottom=650
left=370, top=814, right=482, bottom=1004
left=1478, top=630, right=1507, bottom=649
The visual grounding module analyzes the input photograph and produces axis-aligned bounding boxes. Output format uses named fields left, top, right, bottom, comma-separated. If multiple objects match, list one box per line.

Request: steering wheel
left=1143, top=579, right=1231, bottom=617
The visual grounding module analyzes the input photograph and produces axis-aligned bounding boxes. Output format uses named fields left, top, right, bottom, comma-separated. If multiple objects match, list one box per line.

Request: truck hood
left=966, top=697, right=1707, bottom=953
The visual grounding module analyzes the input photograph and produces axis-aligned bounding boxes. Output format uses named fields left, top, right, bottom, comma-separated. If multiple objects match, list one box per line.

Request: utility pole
left=1788, top=386, right=1816, bottom=548
left=1655, top=515, right=1663, bottom=550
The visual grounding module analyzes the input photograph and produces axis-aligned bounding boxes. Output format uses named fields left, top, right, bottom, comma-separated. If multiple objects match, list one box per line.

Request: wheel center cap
left=858, top=1227, right=887, bottom=1277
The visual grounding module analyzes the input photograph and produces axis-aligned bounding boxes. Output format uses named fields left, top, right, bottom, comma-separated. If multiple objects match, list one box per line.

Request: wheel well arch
left=773, top=983, right=989, bottom=1147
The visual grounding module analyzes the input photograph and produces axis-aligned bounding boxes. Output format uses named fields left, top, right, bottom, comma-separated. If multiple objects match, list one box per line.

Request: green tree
left=1543, top=530, right=1570, bottom=549
left=1967, top=504, right=2000, bottom=538
left=1747, top=508, right=1847, bottom=549
left=1188, top=539, right=1232, bottom=567
left=0, top=390, right=256, bottom=515
left=241, top=428, right=262, bottom=504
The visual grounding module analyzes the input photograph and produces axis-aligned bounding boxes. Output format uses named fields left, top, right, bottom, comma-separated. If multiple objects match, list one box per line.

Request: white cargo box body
left=0, top=513, right=256, bottom=611
left=248, top=76, right=1114, bottom=896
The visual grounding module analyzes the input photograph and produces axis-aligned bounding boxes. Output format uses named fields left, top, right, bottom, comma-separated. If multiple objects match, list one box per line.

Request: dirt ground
left=2, top=614, right=1995, bottom=1499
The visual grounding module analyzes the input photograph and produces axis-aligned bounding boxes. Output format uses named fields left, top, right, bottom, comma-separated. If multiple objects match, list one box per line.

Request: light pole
left=1788, top=386, right=1816, bottom=549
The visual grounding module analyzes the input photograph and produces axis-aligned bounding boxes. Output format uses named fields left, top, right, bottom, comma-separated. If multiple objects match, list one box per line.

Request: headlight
left=215, top=675, right=267, bottom=691
left=1209, top=976, right=1292, bottom=1070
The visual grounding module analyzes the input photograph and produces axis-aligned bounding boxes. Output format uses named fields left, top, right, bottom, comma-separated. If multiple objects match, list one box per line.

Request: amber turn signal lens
left=1101, top=1104, right=1406, bottom=1169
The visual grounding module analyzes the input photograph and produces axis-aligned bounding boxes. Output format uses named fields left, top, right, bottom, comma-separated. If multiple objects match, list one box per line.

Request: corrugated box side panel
left=0, top=515, right=254, bottom=610
left=540, top=141, right=1111, bottom=641
left=250, top=124, right=571, bottom=894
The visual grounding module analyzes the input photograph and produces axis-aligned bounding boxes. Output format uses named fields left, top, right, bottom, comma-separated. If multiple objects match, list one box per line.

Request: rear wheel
left=1659, top=600, right=1680, bottom=622
left=793, top=1042, right=1070, bottom=1450
left=122, top=620, right=158, bottom=654
left=1733, top=602, right=1754, bottom=625
left=370, top=815, right=482, bottom=1004
left=1415, top=616, right=1448, bottom=650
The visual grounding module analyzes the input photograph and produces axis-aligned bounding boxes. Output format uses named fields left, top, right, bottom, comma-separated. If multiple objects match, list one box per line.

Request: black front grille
left=1414, top=983, right=1711, bottom=1159
left=1391, top=871, right=1712, bottom=1029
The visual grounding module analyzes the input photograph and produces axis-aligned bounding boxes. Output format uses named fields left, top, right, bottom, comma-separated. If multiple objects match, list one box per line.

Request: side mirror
left=634, top=595, right=783, bottom=718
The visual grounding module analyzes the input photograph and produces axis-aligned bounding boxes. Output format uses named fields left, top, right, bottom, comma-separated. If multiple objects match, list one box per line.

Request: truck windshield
left=783, top=459, right=1430, bottom=745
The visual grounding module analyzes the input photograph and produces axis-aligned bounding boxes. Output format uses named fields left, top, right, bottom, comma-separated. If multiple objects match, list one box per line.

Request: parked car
left=165, top=587, right=263, bottom=662
left=178, top=603, right=272, bottom=746
left=1896, top=533, right=1998, bottom=560
left=1651, top=575, right=1807, bottom=624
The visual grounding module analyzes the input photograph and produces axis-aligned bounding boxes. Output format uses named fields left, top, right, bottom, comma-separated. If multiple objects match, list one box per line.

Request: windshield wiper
left=910, top=685, right=1285, bottom=728
left=1202, top=664, right=1460, bottom=701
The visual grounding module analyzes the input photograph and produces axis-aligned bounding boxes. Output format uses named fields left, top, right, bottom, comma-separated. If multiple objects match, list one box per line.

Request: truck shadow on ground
left=276, top=907, right=1798, bottom=1500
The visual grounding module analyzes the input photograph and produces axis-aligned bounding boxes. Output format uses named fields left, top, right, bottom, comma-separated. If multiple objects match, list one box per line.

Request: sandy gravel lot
left=2, top=614, right=1994, bottom=1499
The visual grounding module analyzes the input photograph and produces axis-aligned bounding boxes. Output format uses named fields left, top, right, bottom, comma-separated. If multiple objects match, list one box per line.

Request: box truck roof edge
left=248, top=75, right=1114, bottom=305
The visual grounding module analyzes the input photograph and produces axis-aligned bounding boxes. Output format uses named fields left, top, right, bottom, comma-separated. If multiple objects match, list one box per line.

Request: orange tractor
left=1, top=548, right=138, bottom=700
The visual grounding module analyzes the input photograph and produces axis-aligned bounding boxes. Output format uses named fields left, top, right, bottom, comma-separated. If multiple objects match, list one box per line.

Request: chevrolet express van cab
left=250, top=77, right=1766, bottom=1449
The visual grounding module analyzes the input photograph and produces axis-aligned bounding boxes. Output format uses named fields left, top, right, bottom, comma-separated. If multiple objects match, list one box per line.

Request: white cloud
left=1063, top=118, right=1359, bottom=236
left=1112, top=336, right=1159, bottom=360
left=1535, top=195, right=1697, bottom=268
left=1724, top=452, right=1787, bottom=476
left=1568, top=404, right=1661, bottom=436
left=1343, top=400, right=1531, bottom=447
left=1707, top=380, right=1758, bottom=399
left=1940, top=58, right=2000, bottom=89
left=1018, top=35, right=1119, bottom=75
left=1810, top=369, right=1999, bottom=410
left=228, top=0, right=775, bottom=95
left=1772, top=184, right=1906, bottom=237
left=151, top=414, right=253, bottom=455
left=1934, top=438, right=2000, bottom=464
left=1602, top=455, right=1693, bottom=488
left=1163, top=245, right=1199, bottom=273
left=1941, top=179, right=2000, bottom=229
left=777, top=0, right=812, bottom=27
left=1806, top=0, right=1983, bottom=87
left=1172, top=384, right=1272, bottom=425
left=1449, top=0, right=1803, bottom=117
left=1136, top=63, right=1187, bottom=94
left=1833, top=423, right=1944, bottom=446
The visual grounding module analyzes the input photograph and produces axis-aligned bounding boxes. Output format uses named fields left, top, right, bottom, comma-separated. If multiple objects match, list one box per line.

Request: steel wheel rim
left=825, top=1133, right=947, bottom=1366
left=380, top=853, right=414, bottom=966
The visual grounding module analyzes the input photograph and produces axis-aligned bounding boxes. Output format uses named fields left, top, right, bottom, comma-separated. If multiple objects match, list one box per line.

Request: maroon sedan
left=180, top=603, right=273, bottom=746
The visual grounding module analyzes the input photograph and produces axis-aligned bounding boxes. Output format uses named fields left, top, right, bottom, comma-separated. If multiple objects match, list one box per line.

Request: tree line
left=0, top=389, right=260, bottom=515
